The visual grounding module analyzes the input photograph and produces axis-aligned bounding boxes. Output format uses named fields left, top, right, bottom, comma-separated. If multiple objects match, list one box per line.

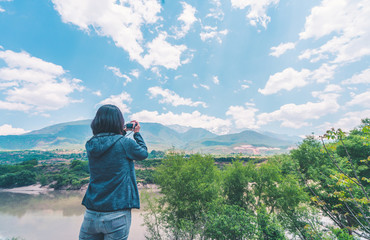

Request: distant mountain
left=260, top=131, right=302, bottom=143
left=0, top=120, right=92, bottom=150
left=27, top=120, right=91, bottom=136
left=184, top=130, right=295, bottom=154
left=166, top=124, right=192, bottom=133
left=0, top=120, right=298, bottom=154
left=201, top=130, right=293, bottom=147
left=139, top=122, right=184, bottom=149
left=181, top=128, right=217, bottom=142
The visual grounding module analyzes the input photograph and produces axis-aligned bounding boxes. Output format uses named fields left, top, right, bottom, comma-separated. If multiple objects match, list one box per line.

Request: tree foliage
left=290, top=120, right=370, bottom=239
left=143, top=154, right=311, bottom=239
left=0, top=159, right=38, bottom=187
left=142, top=120, right=369, bottom=239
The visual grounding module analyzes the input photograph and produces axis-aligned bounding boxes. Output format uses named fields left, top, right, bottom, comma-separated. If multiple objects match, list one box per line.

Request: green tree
left=222, top=160, right=255, bottom=209
left=291, top=121, right=370, bottom=239
left=257, top=206, right=286, bottom=240
left=204, top=203, right=256, bottom=240
left=152, top=153, right=221, bottom=239
left=0, top=170, right=37, bottom=188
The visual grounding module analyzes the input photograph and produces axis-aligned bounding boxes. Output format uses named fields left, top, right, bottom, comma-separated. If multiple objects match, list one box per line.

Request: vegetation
left=0, top=150, right=87, bottom=164
left=290, top=119, right=370, bottom=238
left=142, top=120, right=369, bottom=239
left=0, top=149, right=262, bottom=189
left=0, top=159, right=38, bottom=188
left=136, top=169, right=155, bottom=184
left=0, top=159, right=90, bottom=189
left=0, top=152, right=168, bottom=189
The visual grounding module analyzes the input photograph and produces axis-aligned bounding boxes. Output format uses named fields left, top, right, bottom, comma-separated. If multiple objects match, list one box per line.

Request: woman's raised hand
left=131, top=120, right=140, bottom=133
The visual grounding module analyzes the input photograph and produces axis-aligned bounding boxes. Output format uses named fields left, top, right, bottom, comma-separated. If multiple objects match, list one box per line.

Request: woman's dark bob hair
left=91, top=104, right=125, bottom=135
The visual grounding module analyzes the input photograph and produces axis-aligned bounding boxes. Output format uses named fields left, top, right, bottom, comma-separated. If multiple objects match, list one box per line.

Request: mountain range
left=0, top=120, right=301, bottom=154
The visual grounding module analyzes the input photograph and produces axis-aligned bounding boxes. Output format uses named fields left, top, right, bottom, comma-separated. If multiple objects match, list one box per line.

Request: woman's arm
left=125, top=133, right=148, bottom=160
left=124, top=120, right=148, bottom=161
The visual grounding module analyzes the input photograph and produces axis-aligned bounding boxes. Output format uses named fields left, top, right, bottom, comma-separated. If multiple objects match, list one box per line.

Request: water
left=0, top=190, right=148, bottom=240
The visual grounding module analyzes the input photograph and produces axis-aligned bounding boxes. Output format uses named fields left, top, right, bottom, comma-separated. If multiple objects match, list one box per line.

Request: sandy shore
left=0, top=183, right=159, bottom=195
left=0, top=184, right=52, bottom=195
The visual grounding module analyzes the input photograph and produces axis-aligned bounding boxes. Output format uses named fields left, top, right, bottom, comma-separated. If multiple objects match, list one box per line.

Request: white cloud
left=0, top=0, right=13, bottom=11
left=342, top=68, right=370, bottom=85
left=270, top=42, right=296, bottom=57
left=259, top=64, right=337, bottom=95
left=324, top=84, right=342, bottom=92
left=212, top=76, right=220, bottom=85
left=310, top=63, right=337, bottom=83
left=0, top=50, right=64, bottom=76
left=200, top=26, right=228, bottom=43
left=257, top=93, right=340, bottom=128
left=174, top=2, right=197, bottom=38
left=92, top=90, right=102, bottom=96
left=148, top=86, right=207, bottom=108
left=0, top=81, right=18, bottom=90
left=151, top=67, right=161, bottom=77
left=0, top=100, right=31, bottom=111
left=192, top=84, right=198, bottom=89
left=130, top=69, right=140, bottom=79
left=97, top=92, right=132, bottom=114
left=52, top=0, right=189, bottom=69
left=5, top=78, right=84, bottom=111
left=105, top=65, right=132, bottom=86
left=206, top=0, right=224, bottom=20
left=327, top=110, right=370, bottom=131
left=226, top=103, right=259, bottom=129
left=238, top=79, right=252, bottom=90
left=200, top=84, right=210, bottom=90
left=141, top=33, right=188, bottom=69
left=130, top=110, right=231, bottom=134
left=0, top=124, right=28, bottom=135
left=299, top=0, right=370, bottom=64
left=53, top=0, right=160, bottom=60
left=230, top=0, right=279, bottom=28
left=311, top=84, right=343, bottom=98
left=258, top=68, right=311, bottom=95
left=0, top=0, right=11, bottom=12
left=0, top=68, right=58, bottom=83
left=0, top=49, right=84, bottom=112
left=346, top=90, right=370, bottom=108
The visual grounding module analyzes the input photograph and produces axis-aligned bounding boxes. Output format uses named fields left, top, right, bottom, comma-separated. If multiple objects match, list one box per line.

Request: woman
left=79, top=104, right=148, bottom=240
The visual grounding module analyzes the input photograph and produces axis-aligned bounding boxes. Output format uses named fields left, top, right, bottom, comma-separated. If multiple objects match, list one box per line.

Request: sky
left=0, top=0, right=369, bottom=136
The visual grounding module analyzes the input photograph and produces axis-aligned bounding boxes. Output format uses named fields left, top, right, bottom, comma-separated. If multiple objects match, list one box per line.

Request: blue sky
left=0, top=0, right=369, bottom=136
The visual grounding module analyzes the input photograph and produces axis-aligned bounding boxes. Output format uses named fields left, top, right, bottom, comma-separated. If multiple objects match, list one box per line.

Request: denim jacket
left=82, top=132, right=148, bottom=211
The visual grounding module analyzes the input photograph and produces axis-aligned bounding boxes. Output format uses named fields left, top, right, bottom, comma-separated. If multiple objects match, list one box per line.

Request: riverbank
left=0, top=184, right=52, bottom=195
left=0, top=183, right=159, bottom=195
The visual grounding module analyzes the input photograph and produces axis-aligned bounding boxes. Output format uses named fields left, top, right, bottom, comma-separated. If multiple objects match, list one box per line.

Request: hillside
left=0, top=120, right=298, bottom=154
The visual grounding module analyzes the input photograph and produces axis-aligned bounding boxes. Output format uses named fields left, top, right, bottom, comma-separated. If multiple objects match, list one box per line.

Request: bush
left=135, top=169, right=155, bottom=184
left=331, top=228, right=355, bottom=240
left=0, top=170, right=37, bottom=188
left=257, top=207, right=286, bottom=240
left=143, top=153, right=221, bottom=239
left=204, top=203, right=256, bottom=240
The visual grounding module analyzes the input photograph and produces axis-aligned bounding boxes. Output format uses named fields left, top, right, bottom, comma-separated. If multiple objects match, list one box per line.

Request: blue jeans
left=79, top=209, right=132, bottom=240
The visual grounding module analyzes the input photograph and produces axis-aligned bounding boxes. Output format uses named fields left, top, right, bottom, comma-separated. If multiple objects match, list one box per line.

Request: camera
left=125, top=122, right=136, bottom=130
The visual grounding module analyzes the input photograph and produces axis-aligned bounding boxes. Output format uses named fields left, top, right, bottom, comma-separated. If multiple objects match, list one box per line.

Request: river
left=0, top=189, right=150, bottom=240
